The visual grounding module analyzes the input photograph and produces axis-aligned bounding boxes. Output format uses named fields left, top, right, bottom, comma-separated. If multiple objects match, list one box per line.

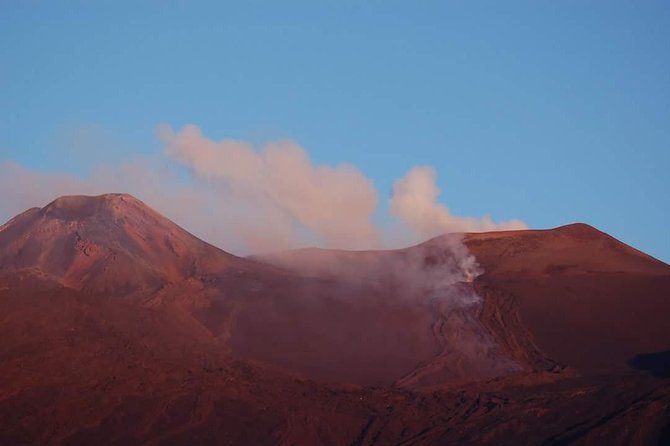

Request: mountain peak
left=552, top=222, right=606, bottom=239
left=41, top=193, right=148, bottom=221
left=0, top=193, right=240, bottom=296
left=46, top=193, right=139, bottom=207
left=465, top=222, right=668, bottom=276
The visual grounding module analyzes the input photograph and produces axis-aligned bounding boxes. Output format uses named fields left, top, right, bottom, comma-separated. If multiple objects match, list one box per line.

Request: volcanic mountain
left=0, top=194, right=669, bottom=445
left=0, top=194, right=241, bottom=296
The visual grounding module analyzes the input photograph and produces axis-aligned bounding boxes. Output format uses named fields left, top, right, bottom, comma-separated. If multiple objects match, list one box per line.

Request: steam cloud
left=0, top=125, right=527, bottom=379
left=391, top=166, right=527, bottom=241
left=0, top=125, right=527, bottom=254
left=160, top=125, right=379, bottom=251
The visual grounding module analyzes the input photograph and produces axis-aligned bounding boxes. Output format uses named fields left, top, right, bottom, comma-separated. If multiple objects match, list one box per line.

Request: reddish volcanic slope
left=0, top=194, right=241, bottom=297
left=260, top=225, right=670, bottom=376
left=465, top=224, right=670, bottom=372
left=0, top=194, right=669, bottom=445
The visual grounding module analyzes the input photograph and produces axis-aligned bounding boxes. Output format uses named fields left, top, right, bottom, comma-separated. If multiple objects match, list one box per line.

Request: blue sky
left=1, top=1, right=669, bottom=260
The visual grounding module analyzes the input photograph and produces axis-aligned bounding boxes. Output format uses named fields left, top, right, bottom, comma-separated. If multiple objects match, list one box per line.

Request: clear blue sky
left=1, top=1, right=669, bottom=261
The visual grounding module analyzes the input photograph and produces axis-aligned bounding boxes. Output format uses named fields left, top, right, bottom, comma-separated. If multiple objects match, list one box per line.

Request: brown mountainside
left=0, top=194, right=242, bottom=297
left=0, top=194, right=669, bottom=445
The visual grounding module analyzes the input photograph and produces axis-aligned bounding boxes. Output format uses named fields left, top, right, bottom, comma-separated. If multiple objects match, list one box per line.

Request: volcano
left=0, top=194, right=668, bottom=445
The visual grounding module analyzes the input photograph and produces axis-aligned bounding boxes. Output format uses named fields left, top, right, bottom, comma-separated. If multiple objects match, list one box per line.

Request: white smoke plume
left=0, top=125, right=527, bottom=255
left=390, top=166, right=527, bottom=241
left=159, top=125, right=379, bottom=251
left=0, top=126, right=528, bottom=381
left=256, top=233, right=480, bottom=288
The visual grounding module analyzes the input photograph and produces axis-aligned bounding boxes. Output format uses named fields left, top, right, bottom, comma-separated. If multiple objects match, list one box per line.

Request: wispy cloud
left=390, top=166, right=526, bottom=241
left=0, top=125, right=527, bottom=254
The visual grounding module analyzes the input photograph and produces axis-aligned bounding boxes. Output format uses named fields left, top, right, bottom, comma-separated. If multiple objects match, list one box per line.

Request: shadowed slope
left=248, top=234, right=520, bottom=387
left=0, top=194, right=512, bottom=387
left=1, top=197, right=670, bottom=445
left=464, top=223, right=670, bottom=372
left=258, top=223, right=670, bottom=376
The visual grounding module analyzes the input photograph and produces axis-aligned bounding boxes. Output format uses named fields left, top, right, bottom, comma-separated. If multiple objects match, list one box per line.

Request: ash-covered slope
left=0, top=194, right=519, bottom=387
left=257, top=223, right=670, bottom=376
left=465, top=223, right=670, bottom=373
left=1, top=196, right=670, bottom=445
left=251, top=234, right=524, bottom=388
left=0, top=193, right=241, bottom=297
left=2, top=196, right=669, bottom=382
left=465, top=222, right=668, bottom=277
